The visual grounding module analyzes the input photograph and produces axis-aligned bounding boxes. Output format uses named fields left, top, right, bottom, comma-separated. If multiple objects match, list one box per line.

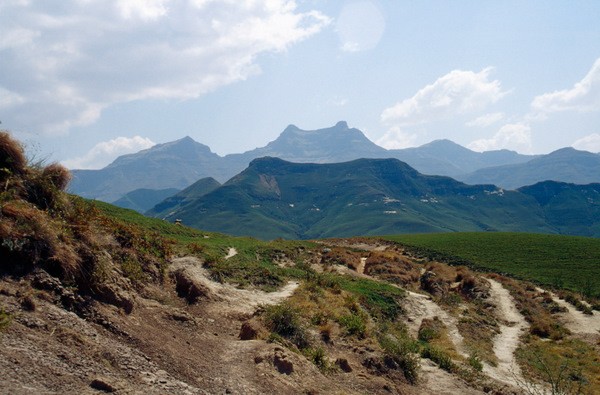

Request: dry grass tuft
left=0, top=131, right=27, bottom=178
left=42, top=163, right=71, bottom=191
left=364, top=251, right=420, bottom=286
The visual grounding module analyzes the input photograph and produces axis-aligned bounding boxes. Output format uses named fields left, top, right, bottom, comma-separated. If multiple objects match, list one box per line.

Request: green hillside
left=519, top=181, right=600, bottom=236
left=112, top=187, right=180, bottom=213
left=146, top=177, right=220, bottom=218
left=152, top=157, right=600, bottom=240
left=384, top=232, right=600, bottom=296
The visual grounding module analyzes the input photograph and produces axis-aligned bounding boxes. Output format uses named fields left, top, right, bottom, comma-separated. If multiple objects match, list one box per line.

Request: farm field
left=383, top=232, right=600, bottom=297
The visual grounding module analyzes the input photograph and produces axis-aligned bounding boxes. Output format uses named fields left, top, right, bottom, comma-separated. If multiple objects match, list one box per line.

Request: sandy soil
left=482, top=278, right=529, bottom=389
left=225, top=247, right=238, bottom=260
left=537, top=288, right=600, bottom=336
left=403, top=291, right=468, bottom=358
left=171, top=257, right=298, bottom=315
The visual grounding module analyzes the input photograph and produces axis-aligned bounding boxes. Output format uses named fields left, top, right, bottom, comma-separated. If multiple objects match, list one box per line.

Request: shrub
left=306, top=347, right=333, bottom=372
left=338, top=312, right=367, bottom=338
left=421, top=345, right=456, bottom=373
left=378, top=333, right=420, bottom=384
left=418, top=317, right=443, bottom=343
left=0, top=131, right=27, bottom=178
left=264, top=302, right=309, bottom=349
left=0, top=308, right=12, bottom=331
left=468, top=352, right=483, bottom=372
left=42, top=163, right=71, bottom=191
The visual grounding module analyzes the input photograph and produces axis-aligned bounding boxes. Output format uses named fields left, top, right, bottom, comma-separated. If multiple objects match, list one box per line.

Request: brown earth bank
left=3, top=237, right=600, bottom=394
left=0, top=255, right=484, bottom=395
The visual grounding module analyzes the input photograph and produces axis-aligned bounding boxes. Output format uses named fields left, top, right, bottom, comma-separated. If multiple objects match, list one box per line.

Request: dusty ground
left=3, top=240, right=593, bottom=395
left=481, top=279, right=528, bottom=391
left=0, top=254, right=482, bottom=395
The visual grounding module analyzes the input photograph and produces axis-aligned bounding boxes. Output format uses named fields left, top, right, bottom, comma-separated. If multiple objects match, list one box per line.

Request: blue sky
left=1, top=0, right=600, bottom=169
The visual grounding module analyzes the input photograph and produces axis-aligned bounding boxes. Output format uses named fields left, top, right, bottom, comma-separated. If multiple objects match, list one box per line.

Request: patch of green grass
left=420, top=344, right=456, bottom=373
left=304, top=346, right=336, bottom=373
left=338, top=312, right=367, bottom=338
left=335, top=276, right=405, bottom=320
left=263, top=302, right=309, bottom=349
left=377, top=326, right=420, bottom=384
left=383, top=232, right=600, bottom=297
left=0, top=308, right=12, bottom=331
left=467, top=352, right=483, bottom=372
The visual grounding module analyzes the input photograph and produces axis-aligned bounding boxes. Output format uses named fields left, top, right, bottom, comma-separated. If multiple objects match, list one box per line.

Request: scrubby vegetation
left=2, top=131, right=599, bottom=394
left=0, top=131, right=173, bottom=312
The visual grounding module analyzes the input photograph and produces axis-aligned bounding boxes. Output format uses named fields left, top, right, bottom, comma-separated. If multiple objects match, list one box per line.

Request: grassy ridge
left=383, top=232, right=600, bottom=297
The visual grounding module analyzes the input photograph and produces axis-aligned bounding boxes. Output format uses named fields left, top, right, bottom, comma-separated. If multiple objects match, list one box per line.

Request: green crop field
left=383, top=232, right=600, bottom=297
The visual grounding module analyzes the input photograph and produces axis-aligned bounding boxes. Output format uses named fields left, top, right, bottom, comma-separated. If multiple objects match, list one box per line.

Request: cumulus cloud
left=62, top=136, right=155, bottom=169
left=0, top=1, right=330, bottom=135
left=531, top=57, right=600, bottom=114
left=381, top=68, right=508, bottom=125
left=468, top=123, right=532, bottom=153
left=375, top=127, right=418, bottom=150
left=466, top=112, right=504, bottom=128
left=572, top=133, right=600, bottom=153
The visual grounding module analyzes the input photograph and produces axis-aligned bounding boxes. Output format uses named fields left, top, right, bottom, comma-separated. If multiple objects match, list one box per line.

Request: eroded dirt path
left=404, top=291, right=468, bottom=358
left=483, top=278, right=529, bottom=388
left=171, top=257, right=298, bottom=315
left=225, top=247, right=238, bottom=260
left=537, top=288, right=600, bottom=336
left=356, top=257, right=367, bottom=275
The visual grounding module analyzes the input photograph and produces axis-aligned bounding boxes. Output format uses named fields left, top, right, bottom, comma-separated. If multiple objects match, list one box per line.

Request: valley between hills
left=2, top=131, right=600, bottom=394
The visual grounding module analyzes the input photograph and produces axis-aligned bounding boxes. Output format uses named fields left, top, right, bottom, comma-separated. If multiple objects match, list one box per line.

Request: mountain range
left=70, top=121, right=558, bottom=202
left=147, top=157, right=600, bottom=240
left=457, top=147, right=600, bottom=189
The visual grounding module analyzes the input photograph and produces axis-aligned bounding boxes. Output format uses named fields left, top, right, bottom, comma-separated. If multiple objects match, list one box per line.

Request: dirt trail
left=171, top=257, right=298, bottom=315
left=404, top=291, right=468, bottom=358
left=418, top=359, right=485, bottom=395
left=225, top=247, right=238, bottom=260
left=536, top=288, right=600, bottom=335
left=356, top=257, right=367, bottom=275
left=483, top=278, right=529, bottom=388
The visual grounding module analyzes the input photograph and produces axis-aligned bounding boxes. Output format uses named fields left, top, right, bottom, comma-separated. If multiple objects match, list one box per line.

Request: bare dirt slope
left=1, top=255, right=475, bottom=395
left=3, top=241, right=597, bottom=394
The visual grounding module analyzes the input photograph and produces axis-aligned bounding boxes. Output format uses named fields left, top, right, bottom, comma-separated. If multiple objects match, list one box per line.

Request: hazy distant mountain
left=391, top=139, right=536, bottom=176
left=224, top=121, right=388, bottom=167
left=518, top=181, right=600, bottom=237
left=69, top=122, right=538, bottom=202
left=146, top=177, right=221, bottom=218
left=112, top=188, right=180, bottom=213
left=154, top=157, right=565, bottom=240
left=460, top=148, right=600, bottom=189
left=70, top=136, right=225, bottom=202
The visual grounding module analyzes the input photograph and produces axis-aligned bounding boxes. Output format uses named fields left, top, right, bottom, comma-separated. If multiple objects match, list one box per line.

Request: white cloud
left=375, top=127, right=418, bottom=150
left=62, top=136, right=155, bottom=169
left=468, top=123, right=532, bottom=153
left=531, top=57, right=600, bottom=113
left=466, top=112, right=504, bottom=128
left=0, top=1, right=330, bottom=135
left=117, top=0, right=168, bottom=21
left=381, top=68, right=508, bottom=125
left=572, top=133, right=600, bottom=153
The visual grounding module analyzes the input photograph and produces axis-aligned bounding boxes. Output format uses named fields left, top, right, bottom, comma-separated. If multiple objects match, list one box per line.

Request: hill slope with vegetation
left=150, top=156, right=600, bottom=239
left=2, top=131, right=599, bottom=394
